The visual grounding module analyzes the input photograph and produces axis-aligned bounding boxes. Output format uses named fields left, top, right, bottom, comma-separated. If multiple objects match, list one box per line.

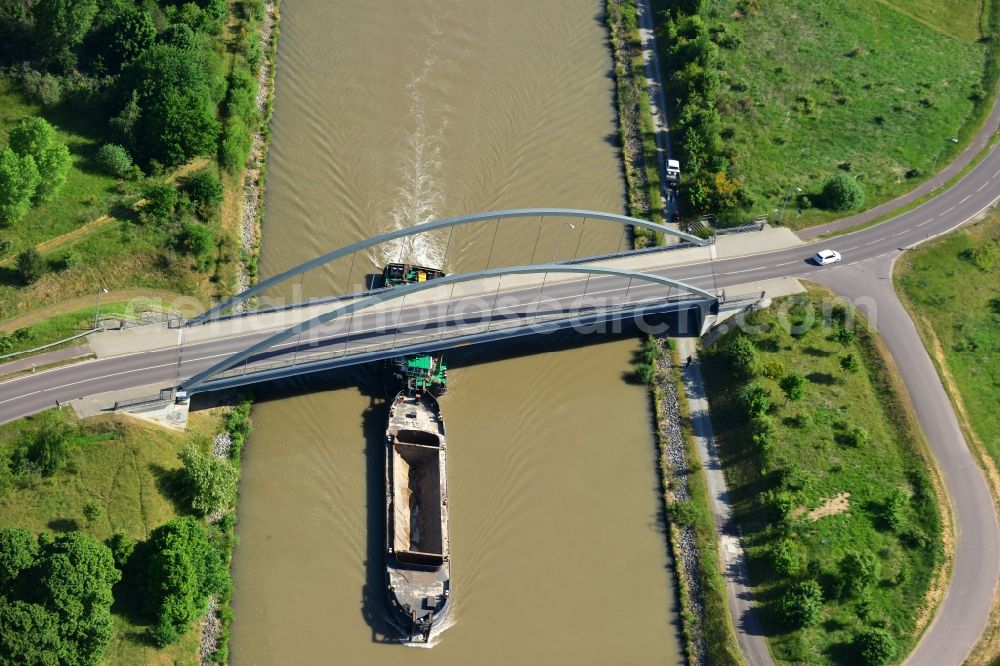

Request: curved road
left=2, top=137, right=1000, bottom=664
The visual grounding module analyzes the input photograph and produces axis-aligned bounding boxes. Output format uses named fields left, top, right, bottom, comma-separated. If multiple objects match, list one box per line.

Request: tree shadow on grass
left=148, top=463, right=190, bottom=516
left=47, top=518, right=79, bottom=532
left=806, top=371, right=836, bottom=385
left=802, top=345, right=833, bottom=357
left=111, top=540, right=158, bottom=644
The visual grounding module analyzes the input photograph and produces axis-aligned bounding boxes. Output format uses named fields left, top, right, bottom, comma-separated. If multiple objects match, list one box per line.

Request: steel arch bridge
left=181, top=263, right=717, bottom=394
left=188, top=208, right=710, bottom=326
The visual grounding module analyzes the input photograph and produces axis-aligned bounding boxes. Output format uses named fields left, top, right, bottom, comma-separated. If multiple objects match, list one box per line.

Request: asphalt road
left=1, top=128, right=999, bottom=664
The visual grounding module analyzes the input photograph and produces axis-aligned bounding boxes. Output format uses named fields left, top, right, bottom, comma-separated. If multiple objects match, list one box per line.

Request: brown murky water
left=230, top=0, right=684, bottom=663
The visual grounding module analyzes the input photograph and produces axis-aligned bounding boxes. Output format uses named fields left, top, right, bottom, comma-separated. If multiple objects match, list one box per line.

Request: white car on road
left=813, top=249, right=842, bottom=265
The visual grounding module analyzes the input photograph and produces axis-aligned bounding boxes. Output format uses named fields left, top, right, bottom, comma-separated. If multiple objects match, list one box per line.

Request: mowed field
left=704, top=0, right=988, bottom=227
left=896, top=212, right=1000, bottom=470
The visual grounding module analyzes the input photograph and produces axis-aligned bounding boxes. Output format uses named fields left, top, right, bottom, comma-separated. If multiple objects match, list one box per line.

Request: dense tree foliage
left=0, top=530, right=119, bottom=665
left=12, top=414, right=74, bottom=476
left=33, top=0, right=99, bottom=70
left=179, top=443, right=238, bottom=514
left=776, top=579, right=823, bottom=628
left=95, top=143, right=132, bottom=178
left=0, top=147, right=39, bottom=224
left=141, top=517, right=226, bottom=645
left=0, top=528, right=38, bottom=587
left=182, top=168, right=223, bottom=219
left=821, top=173, right=865, bottom=211
left=838, top=550, right=880, bottom=598
left=122, top=43, right=221, bottom=165
left=103, top=5, right=156, bottom=72
left=11, top=120, right=70, bottom=202
left=855, top=627, right=897, bottom=666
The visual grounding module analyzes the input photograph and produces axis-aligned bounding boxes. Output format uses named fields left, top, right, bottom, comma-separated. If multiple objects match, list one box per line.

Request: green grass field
left=0, top=409, right=223, bottom=664
left=700, top=292, right=943, bottom=664
left=895, top=213, right=1000, bottom=471
left=658, top=0, right=989, bottom=228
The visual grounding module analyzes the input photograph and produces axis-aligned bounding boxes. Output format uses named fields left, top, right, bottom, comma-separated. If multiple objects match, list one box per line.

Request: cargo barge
left=384, top=389, right=451, bottom=642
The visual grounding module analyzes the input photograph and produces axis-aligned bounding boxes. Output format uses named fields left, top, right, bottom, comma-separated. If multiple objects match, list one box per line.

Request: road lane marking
left=938, top=206, right=955, bottom=217
left=959, top=195, right=972, bottom=204
left=916, top=219, right=933, bottom=228
left=977, top=183, right=988, bottom=192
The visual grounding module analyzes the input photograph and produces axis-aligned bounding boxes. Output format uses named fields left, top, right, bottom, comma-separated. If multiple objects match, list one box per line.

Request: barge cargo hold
left=385, top=391, right=451, bottom=642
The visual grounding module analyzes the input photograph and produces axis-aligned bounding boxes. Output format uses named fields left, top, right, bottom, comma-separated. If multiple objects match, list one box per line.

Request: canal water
left=230, top=0, right=685, bottom=663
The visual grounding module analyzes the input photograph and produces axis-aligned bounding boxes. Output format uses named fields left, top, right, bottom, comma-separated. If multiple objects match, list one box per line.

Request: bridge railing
left=205, top=296, right=703, bottom=384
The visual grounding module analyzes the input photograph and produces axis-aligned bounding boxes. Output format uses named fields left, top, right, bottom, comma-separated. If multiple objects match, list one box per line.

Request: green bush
left=104, top=530, right=135, bottom=570
left=181, top=168, right=223, bottom=219
left=878, top=488, right=908, bottom=531
left=142, top=183, right=178, bottom=223
left=777, top=579, right=823, bottom=628
left=634, top=362, right=656, bottom=385
left=960, top=243, right=998, bottom=272
left=769, top=538, right=801, bottom=576
left=837, top=550, right=879, bottom=598
left=95, top=143, right=133, bottom=178
left=725, top=335, right=759, bottom=378
left=0, top=147, right=40, bottom=224
left=821, top=173, right=865, bottom=211
left=855, top=627, right=897, bottom=666
left=8, top=117, right=71, bottom=203
left=738, top=381, right=771, bottom=418
left=12, top=413, right=73, bottom=476
left=840, top=353, right=860, bottom=373
left=779, top=371, right=806, bottom=401
left=178, top=443, right=238, bottom=515
left=15, top=248, right=47, bottom=284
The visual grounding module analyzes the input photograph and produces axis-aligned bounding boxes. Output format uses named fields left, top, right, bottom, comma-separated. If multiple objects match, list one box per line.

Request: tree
left=840, top=353, right=859, bottom=374
left=821, top=173, right=865, bottom=211
left=82, top=501, right=103, bottom=527
left=878, top=488, right=908, bottom=531
left=159, top=23, right=197, bottom=50
left=104, top=530, right=134, bottom=569
left=855, top=627, right=897, bottom=666
left=142, top=517, right=226, bottom=643
left=0, top=597, right=63, bottom=664
left=634, top=362, right=656, bottom=385
left=0, top=147, right=39, bottom=224
left=14, top=414, right=74, bottom=476
left=738, top=382, right=771, bottom=418
left=95, top=143, right=132, bottom=178
left=178, top=443, right=238, bottom=515
left=15, top=248, right=47, bottom=285
left=125, top=44, right=221, bottom=165
left=0, top=527, right=38, bottom=587
left=141, top=183, right=177, bottom=223
left=104, top=5, right=155, bottom=71
left=181, top=168, right=223, bottom=219
left=32, top=0, right=99, bottom=69
left=777, top=579, right=823, bottom=628
left=177, top=220, right=216, bottom=271
left=31, top=531, right=120, bottom=664
left=779, top=371, right=806, bottom=402
left=724, top=335, right=759, bottom=378
left=838, top=550, right=879, bottom=598
left=833, top=326, right=855, bottom=347
left=8, top=118, right=71, bottom=202
left=769, top=538, right=801, bottom=576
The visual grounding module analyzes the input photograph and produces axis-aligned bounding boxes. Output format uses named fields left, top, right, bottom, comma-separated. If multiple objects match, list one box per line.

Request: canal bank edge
left=606, top=0, right=667, bottom=248
left=634, top=337, right=745, bottom=666
left=232, top=1, right=281, bottom=302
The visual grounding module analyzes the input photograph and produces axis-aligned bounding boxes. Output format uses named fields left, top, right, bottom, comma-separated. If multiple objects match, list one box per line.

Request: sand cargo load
left=385, top=391, right=451, bottom=642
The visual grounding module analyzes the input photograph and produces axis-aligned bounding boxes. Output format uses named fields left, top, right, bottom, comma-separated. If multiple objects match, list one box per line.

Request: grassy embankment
left=652, top=0, right=996, bottom=228
left=606, top=0, right=666, bottom=247
left=894, top=212, right=1000, bottom=664
left=0, top=0, right=272, bottom=350
left=0, top=409, right=223, bottom=664
left=699, top=291, right=944, bottom=664
left=632, top=336, right=744, bottom=665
